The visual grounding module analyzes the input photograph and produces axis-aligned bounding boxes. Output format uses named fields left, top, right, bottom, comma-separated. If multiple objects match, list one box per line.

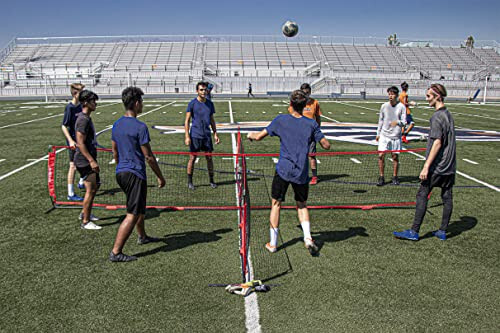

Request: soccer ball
left=282, top=21, right=299, bottom=38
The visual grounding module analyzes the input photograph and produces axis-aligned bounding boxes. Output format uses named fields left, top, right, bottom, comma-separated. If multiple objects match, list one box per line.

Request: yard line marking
left=112, top=112, right=117, bottom=115
left=0, top=113, right=63, bottom=130
left=321, top=114, right=340, bottom=123
left=0, top=159, right=5, bottom=163
left=462, top=159, right=478, bottom=165
left=0, top=148, right=66, bottom=182
left=350, top=158, right=361, bottom=164
left=449, top=110, right=500, bottom=121
left=229, top=100, right=262, bottom=333
left=344, top=112, right=349, bottom=115
left=333, top=100, right=379, bottom=112
left=407, top=151, right=499, bottom=192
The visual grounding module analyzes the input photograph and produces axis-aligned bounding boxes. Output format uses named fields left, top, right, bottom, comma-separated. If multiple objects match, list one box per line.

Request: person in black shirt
left=74, top=90, right=102, bottom=230
left=394, top=84, right=456, bottom=241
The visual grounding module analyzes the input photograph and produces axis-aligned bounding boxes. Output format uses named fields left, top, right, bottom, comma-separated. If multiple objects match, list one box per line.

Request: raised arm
left=140, top=143, right=165, bottom=188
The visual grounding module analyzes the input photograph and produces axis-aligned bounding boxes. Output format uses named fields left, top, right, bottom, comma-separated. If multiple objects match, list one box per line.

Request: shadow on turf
left=420, top=216, right=478, bottom=240
left=96, top=208, right=167, bottom=227
left=279, top=226, right=369, bottom=255
left=133, top=228, right=233, bottom=257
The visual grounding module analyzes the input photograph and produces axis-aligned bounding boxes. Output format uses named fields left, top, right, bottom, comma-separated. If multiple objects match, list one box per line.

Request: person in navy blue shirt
left=61, top=83, right=85, bottom=201
left=184, top=81, right=220, bottom=190
left=109, top=87, right=166, bottom=262
left=248, top=90, right=331, bottom=256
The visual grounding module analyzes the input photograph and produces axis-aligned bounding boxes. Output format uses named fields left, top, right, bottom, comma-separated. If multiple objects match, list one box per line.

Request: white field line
left=449, top=111, right=500, bottom=121
left=458, top=104, right=500, bottom=113
left=321, top=114, right=340, bottom=123
left=350, top=158, right=361, bottom=164
left=406, top=151, right=499, bottom=192
left=333, top=100, right=380, bottom=112
left=0, top=101, right=175, bottom=183
left=0, top=148, right=66, bottom=182
left=0, top=113, right=63, bottom=129
left=0, top=159, right=5, bottom=163
left=462, top=158, right=478, bottom=165
left=229, top=100, right=262, bottom=333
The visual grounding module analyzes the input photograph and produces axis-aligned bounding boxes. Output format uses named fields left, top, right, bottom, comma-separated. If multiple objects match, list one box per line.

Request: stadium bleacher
left=0, top=35, right=499, bottom=98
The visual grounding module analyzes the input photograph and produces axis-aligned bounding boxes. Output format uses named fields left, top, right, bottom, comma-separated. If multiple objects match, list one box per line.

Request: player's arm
left=210, top=114, right=220, bottom=144
left=61, top=109, right=76, bottom=148
left=319, top=137, right=330, bottom=150
left=141, top=143, right=165, bottom=188
left=184, top=111, right=191, bottom=146
left=420, top=139, right=442, bottom=180
left=111, top=140, right=119, bottom=165
left=247, top=129, right=268, bottom=142
left=316, top=103, right=321, bottom=126
left=376, top=105, right=384, bottom=141
left=76, top=131, right=99, bottom=172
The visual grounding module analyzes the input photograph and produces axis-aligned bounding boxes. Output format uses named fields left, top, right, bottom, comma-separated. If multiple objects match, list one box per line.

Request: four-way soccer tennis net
left=47, top=133, right=426, bottom=281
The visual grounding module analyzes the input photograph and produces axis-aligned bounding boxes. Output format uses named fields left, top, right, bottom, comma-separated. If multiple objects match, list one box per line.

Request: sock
left=270, top=227, right=279, bottom=247
left=187, top=174, right=193, bottom=184
left=68, top=184, right=74, bottom=196
left=301, top=221, right=312, bottom=241
left=209, top=174, right=215, bottom=183
left=78, top=178, right=84, bottom=185
left=312, top=169, right=317, bottom=177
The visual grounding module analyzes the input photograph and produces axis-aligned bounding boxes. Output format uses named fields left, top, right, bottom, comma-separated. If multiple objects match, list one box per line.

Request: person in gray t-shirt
left=393, top=84, right=456, bottom=241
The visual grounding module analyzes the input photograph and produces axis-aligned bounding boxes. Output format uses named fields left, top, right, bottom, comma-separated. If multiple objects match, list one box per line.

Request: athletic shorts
left=68, top=148, right=76, bottom=162
left=406, top=114, right=415, bottom=125
left=271, top=173, right=309, bottom=202
left=309, top=141, right=317, bottom=154
left=378, top=136, right=402, bottom=153
left=190, top=137, right=213, bottom=152
left=76, top=164, right=101, bottom=184
left=422, top=172, right=455, bottom=189
left=116, top=172, right=147, bottom=216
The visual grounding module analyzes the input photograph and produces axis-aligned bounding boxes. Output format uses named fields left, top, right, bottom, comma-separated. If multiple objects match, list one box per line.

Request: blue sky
left=1, top=0, right=499, bottom=49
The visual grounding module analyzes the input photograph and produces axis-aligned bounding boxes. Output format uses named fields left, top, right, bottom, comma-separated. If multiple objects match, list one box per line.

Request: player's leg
left=204, top=138, right=216, bottom=188
left=309, top=142, right=318, bottom=185
left=266, top=174, right=288, bottom=252
left=67, top=151, right=83, bottom=200
left=377, top=152, right=385, bottom=186
left=111, top=213, right=139, bottom=259
left=80, top=171, right=101, bottom=230
left=433, top=175, right=454, bottom=240
left=391, top=152, right=400, bottom=185
left=293, top=182, right=318, bottom=255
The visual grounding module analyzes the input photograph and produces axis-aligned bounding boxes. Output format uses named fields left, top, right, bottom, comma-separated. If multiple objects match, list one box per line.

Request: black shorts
left=116, top=172, right=147, bottom=215
left=76, top=164, right=101, bottom=184
left=271, top=173, right=309, bottom=202
left=190, top=137, right=213, bottom=152
left=68, top=148, right=76, bottom=162
left=422, top=172, right=455, bottom=189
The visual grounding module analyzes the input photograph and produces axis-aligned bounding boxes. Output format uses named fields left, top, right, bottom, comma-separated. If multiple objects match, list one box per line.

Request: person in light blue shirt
left=184, top=81, right=220, bottom=190
left=247, top=90, right=331, bottom=256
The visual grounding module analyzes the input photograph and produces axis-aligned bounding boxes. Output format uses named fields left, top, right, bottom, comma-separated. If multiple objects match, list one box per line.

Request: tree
left=465, top=36, right=475, bottom=48
left=387, top=34, right=400, bottom=46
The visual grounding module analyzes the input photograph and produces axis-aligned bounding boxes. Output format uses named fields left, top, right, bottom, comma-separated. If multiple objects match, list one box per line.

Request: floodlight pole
left=483, top=75, right=488, bottom=104
left=44, top=75, right=48, bottom=103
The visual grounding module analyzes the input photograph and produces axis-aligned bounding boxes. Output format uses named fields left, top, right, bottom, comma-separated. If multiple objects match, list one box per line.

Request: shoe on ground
left=376, top=176, right=385, bottom=186
left=188, top=182, right=195, bottom=190
left=402, top=136, right=409, bottom=144
left=80, top=221, right=102, bottom=230
left=137, top=235, right=161, bottom=245
left=309, top=176, right=318, bottom=185
left=109, top=251, right=137, bottom=262
left=392, top=176, right=400, bottom=185
left=210, top=182, right=218, bottom=189
left=304, top=238, right=319, bottom=256
left=432, top=230, right=447, bottom=241
left=393, top=229, right=419, bottom=241
left=78, top=213, right=99, bottom=222
left=265, top=242, right=277, bottom=253
left=67, top=194, right=84, bottom=201
left=77, top=183, right=85, bottom=190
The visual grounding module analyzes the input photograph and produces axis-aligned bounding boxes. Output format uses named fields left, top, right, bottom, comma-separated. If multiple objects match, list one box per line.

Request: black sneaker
left=210, top=182, right=217, bottom=189
left=137, top=235, right=161, bottom=245
left=392, top=176, right=400, bottom=185
left=188, top=182, right=195, bottom=190
left=109, top=251, right=137, bottom=262
left=376, top=176, right=385, bottom=186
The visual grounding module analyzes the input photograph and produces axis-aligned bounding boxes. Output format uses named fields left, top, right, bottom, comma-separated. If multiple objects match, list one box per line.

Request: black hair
left=387, top=86, right=399, bottom=95
left=300, top=83, right=311, bottom=91
left=78, top=90, right=99, bottom=105
left=401, top=81, right=409, bottom=91
left=121, top=86, right=144, bottom=110
left=290, top=90, right=308, bottom=113
left=196, top=81, right=208, bottom=91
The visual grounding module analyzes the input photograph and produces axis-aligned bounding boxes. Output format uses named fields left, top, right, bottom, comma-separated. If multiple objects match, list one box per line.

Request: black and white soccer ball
left=282, top=21, right=299, bottom=38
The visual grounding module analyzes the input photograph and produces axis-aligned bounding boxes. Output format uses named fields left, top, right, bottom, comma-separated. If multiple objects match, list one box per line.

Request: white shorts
left=378, top=136, right=402, bottom=153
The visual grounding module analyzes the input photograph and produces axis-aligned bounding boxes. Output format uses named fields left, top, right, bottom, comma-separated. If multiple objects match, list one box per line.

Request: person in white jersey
left=375, top=86, right=407, bottom=186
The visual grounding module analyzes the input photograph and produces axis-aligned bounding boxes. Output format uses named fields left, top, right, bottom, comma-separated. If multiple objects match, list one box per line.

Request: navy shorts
left=76, top=164, right=101, bottom=184
left=271, top=173, right=309, bottom=202
left=116, top=172, right=147, bottom=215
left=406, top=114, right=414, bottom=125
left=190, top=137, right=213, bottom=152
